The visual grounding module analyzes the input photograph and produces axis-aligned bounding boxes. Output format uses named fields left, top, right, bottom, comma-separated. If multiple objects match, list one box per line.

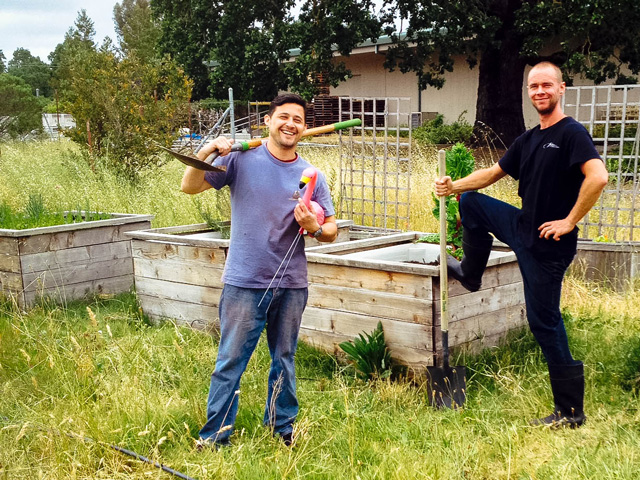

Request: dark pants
left=460, top=192, right=579, bottom=366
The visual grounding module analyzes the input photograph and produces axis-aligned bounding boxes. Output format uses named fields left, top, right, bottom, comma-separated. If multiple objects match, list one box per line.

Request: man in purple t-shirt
left=434, top=62, right=608, bottom=428
left=182, top=94, right=337, bottom=448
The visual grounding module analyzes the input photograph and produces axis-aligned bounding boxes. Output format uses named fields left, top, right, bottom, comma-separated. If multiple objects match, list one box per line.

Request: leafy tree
left=151, top=0, right=382, bottom=101
left=114, top=0, right=161, bottom=61
left=49, top=9, right=99, bottom=96
left=287, top=0, right=382, bottom=99
left=7, top=48, right=52, bottom=97
left=50, top=9, right=192, bottom=180
left=0, top=50, right=6, bottom=74
left=151, top=0, right=221, bottom=100
left=0, top=74, right=42, bottom=137
left=383, top=0, right=640, bottom=146
left=208, top=0, right=294, bottom=100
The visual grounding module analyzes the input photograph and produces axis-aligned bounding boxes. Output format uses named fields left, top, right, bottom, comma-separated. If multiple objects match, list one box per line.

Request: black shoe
left=532, top=363, right=587, bottom=429
left=279, top=431, right=294, bottom=447
left=530, top=411, right=586, bottom=429
left=443, top=229, right=493, bottom=292
left=446, top=254, right=481, bottom=291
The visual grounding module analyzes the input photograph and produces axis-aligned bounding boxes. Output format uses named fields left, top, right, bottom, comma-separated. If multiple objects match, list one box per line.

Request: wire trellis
left=338, top=97, right=412, bottom=231
left=562, top=85, right=640, bottom=242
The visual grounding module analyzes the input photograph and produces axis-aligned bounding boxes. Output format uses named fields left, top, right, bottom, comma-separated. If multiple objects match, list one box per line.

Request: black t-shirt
left=498, top=116, right=601, bottom=257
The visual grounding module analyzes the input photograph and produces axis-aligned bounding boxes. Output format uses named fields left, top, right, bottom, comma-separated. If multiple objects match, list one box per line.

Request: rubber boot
left=531, top=362, right=586, bottom=429
left=445, top=229, right=493, bottom=292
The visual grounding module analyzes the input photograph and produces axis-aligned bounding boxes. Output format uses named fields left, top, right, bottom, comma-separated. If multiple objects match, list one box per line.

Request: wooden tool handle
left=438, top=149, right=449, bottom=333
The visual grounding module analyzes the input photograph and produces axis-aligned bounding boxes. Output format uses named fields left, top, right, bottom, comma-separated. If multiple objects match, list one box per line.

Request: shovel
left=427, top=149, right=467, bottom=409
left=159, top=119, right=362, bottom=171
left=156, top=144, right=227, bottom=172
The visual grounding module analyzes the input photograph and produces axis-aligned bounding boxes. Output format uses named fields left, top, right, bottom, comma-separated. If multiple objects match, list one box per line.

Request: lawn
left=0, top=139, right=638, bottom=479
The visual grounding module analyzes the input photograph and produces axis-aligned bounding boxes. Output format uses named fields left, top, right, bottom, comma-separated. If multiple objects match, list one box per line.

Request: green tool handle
left=203, top=119, right=362, bottom=165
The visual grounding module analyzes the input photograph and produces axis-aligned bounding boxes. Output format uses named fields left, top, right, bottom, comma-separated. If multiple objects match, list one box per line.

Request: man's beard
left=532, top=97, right=558, bottom=115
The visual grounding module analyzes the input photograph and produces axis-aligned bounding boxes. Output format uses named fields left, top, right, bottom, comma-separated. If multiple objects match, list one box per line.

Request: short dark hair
left=268, top=93, right=307, bottom=117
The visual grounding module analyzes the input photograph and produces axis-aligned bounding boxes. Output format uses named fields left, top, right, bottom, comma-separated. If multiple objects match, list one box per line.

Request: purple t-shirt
left=204, top=143, right=335, bottom=288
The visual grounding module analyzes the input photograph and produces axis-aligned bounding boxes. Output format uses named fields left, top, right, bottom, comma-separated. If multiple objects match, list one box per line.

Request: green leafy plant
left=339, top=321, right=392, bottom=381
left=413, top=112, right=473, bottom=145
left=417, top=143, right=475, bottom=257
left=0, top=195, right=109, bottom=230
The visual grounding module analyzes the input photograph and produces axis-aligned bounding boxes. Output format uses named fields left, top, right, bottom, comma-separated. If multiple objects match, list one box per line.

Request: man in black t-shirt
left=434, top=62, right=608, bottom=428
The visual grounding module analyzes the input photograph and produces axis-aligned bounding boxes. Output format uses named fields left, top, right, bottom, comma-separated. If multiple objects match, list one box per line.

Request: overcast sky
left=0, top=0, right=119, bottom=62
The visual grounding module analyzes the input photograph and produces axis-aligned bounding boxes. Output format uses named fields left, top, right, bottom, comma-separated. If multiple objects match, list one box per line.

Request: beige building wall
left=330, top=52, right=479, bottom=126
left=329, top=49, right=629, bottom=131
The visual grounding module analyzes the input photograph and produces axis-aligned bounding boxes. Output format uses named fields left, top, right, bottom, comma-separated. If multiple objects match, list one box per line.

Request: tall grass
left=1, top=139, right=639, bottom=479
left=1, top=288, right=639, bottom=479
left=0, top=139, right=520, bottom=232
left=0, top=141, right=218, bottom=228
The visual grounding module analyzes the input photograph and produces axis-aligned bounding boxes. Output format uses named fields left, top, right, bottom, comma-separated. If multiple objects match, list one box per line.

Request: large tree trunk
left=474, top=1, right=528, bottom=148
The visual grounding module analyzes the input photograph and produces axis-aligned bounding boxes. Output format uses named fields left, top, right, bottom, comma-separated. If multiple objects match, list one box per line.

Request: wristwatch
left=311, top=226, right=323, bottom=238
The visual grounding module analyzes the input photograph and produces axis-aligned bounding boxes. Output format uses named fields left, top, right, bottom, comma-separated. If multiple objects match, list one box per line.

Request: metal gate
left=562, top=85, right=640, bottom=241
left=337, top=97, right=412, bottom=230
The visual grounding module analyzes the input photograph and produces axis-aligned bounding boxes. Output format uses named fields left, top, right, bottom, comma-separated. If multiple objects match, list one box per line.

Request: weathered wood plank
left=0, top=253, right=21, bottom=273
left=131, top=240, right=227, bottom=268
left=307, top=262, right=432, bottom=298
left=133, top=257, right=225, bottom=289
left=135, top=276, right=222, bottom=307
left=22, top=258, right=133, bottom=292
left=301, top=306, right=432, bottom=351
left=0, top=270, right=24, bottom=292
left=18, top=221, right=151, bottom=255
left=569, top=246, right=639, bottom=291
left=445, top=304, right=527, bottom=347
left=438, top=262, right=523, bottom=298
left=434, top=282, right=525, bottom=324
left=298, top=328, right=434, bottom=368
left=1, top=215, right=152, bottom=238
left=306, top=231, right=419, bottom=254
left=24, top=275, right=134, bottom=305
left=137, top=293, right=219, bottom=328
left=19, top=241, right=132, bottom=273
left=453, top=328, right=529, bottom=357
left=307, top=283, right=432, bottom=325
left=308, top=252, right=439, bottom=276
left=0, top=238, right=19, bottom=256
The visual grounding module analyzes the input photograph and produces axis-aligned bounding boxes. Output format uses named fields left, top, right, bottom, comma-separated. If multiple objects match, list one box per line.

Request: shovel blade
left=157, top=145, right=226, bottom=172
left=426, top=365, right=466, bottom=409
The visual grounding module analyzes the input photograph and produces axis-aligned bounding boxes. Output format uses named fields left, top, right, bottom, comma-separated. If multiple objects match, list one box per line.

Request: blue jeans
left=199, top=284, right=308, bottom=444
left=459, top=192, right=578, bottom=366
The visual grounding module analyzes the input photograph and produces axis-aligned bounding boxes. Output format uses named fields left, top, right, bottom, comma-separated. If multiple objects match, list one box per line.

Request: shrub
left=413, top=112, right=473, bottom=145
left=0, top=74, right=42, bottom=138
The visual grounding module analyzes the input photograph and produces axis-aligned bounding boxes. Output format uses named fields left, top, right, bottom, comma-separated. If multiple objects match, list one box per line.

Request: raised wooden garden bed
left=569, top=240, right=640, bottom=291
left=127, top=220, right=355, bottom=329
left=0, top=213, right=153, bottom=307
left=129, top=225, right=526, bottom=371
left=304, top=233, right=527, bottom=370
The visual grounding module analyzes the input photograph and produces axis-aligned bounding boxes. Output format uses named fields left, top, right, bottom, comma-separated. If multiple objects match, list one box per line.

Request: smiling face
left=264, top=103, right=307, bottom=156
left=527, top=63, right=566, bottom=116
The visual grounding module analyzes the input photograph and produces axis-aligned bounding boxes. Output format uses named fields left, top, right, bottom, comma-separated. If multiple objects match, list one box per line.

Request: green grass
left=0, top=139, right=520, bottom=233
left=0, top=193, right=110, bottom=230
left=1, top=139, right=638, bottom=478
left=1, top=290, right=639, bottom=479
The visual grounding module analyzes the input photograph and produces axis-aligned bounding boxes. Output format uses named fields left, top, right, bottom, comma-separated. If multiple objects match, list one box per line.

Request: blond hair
left=529, top=62, right=563, bottom=83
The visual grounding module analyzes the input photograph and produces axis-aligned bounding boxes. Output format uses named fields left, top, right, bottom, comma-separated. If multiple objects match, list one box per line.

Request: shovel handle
left=438, top=150, right=449, bottom=334
left=202, top=119, right=362, bottom=165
